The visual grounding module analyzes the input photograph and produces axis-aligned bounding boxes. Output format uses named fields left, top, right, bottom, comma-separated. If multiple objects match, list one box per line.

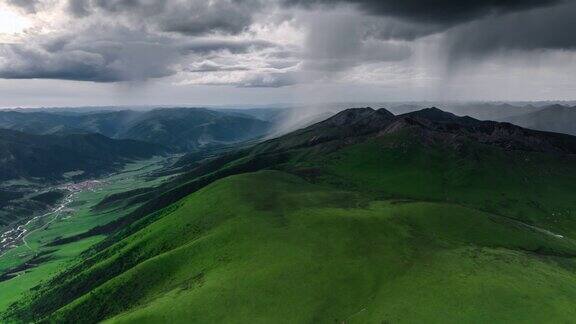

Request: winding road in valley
left=0, top=180, right=101, bottom=258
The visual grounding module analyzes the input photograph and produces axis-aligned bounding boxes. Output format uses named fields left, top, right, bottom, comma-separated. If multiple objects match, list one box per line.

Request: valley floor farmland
left=0, top=156, right=173, bottom=312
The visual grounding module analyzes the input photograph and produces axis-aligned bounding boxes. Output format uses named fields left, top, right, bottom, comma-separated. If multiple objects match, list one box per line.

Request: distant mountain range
left=3, top=104, right=576, bottom=148
left=0, top=129, right=166, bottom=181
left=115, top=109, right=273, bottom=152
left=504, top=104, right=576, bottom=136
left=0, top=108, right=274, bottom=152
left=385, top=103, right=576, bottom=137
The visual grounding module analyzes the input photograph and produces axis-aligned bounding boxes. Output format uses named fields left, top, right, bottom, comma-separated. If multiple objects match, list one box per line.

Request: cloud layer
left=284, top=0, right=562, bottom=25
left=0, top=0, right=575, bottom=96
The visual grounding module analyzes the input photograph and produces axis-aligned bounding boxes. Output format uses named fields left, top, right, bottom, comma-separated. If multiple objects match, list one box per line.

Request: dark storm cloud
left=67, top=0, right=263, bottom=36
left=158, top=1, right=262, bottom=36
left=285, top=0, right=563, bottom=26
left=6, top=0, right=41, bottom=13
left=0, top=39, right=176, bottom=82
left=290, top=0, right=576, bottom=59
left=3, top=0, right=574, bottom=89
left=0, top=0, right=283, bottom=84
left=446, top=1, right=576, bottom=58
left=0, top=27, right=278, bottom=82
left=0, top=24, right=182, bottom=82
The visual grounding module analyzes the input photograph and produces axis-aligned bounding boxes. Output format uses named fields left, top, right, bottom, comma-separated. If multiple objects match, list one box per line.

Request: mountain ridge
left=256, top=107, right=576, bottom=156
left=4, top=106, right=576, bottom=323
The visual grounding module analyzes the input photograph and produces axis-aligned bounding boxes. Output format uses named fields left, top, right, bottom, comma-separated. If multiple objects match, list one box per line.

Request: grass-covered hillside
left=3, top=107, right=576, bottom=323
left=0, top=129, right=166, bottom=181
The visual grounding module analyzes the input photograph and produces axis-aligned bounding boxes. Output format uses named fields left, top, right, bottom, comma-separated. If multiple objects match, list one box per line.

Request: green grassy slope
left=6, top=131, right=576, bottom=323
left=322, top=135, right=576, bottom=237
left=11, top=169, right=576, bottom=323
left=4, top=108, right=576, bottom=323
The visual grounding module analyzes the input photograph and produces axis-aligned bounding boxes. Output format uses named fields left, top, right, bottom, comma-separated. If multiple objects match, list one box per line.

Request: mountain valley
left=2, top=106, right=576, bottom=323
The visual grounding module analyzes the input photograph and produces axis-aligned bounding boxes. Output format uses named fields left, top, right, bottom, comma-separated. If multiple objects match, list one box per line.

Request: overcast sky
left=0, top=0, right=575, bottom=108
